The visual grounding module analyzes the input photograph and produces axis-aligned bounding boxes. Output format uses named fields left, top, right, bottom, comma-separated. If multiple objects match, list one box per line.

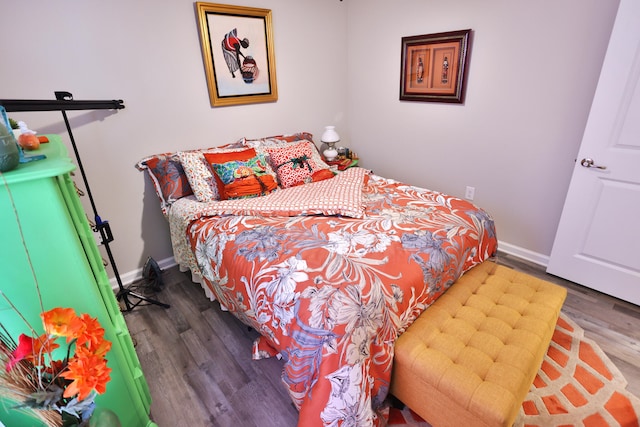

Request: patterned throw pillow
left=204, top=148, right=278, bottom=200
left=257, top=140, right=330, bottom=175
left=178, top=151, right=219, bottom=202
left=210, top=154, right=277, bottom=199
left=267, top=141, right=334, bottom=188
left=135, top=153, right=193, bottom=215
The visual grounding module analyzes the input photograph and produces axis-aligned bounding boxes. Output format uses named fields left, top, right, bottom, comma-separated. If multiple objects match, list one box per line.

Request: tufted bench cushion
left=390, top=261, right=567, bottom=427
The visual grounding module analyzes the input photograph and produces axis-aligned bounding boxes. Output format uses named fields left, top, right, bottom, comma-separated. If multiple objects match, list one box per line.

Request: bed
left=137, top=132, right=498, bottom=427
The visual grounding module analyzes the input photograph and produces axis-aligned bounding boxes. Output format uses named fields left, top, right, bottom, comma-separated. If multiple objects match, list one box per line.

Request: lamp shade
left=321, top=126, right=340, bottom=144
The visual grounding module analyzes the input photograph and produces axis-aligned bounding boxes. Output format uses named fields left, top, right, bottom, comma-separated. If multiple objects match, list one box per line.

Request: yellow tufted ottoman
left=390, top=261, right=567, bottom=427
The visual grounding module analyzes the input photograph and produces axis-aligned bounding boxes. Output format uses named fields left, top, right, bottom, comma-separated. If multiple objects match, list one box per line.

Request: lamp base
left=323, top=143, right=338, bottom=161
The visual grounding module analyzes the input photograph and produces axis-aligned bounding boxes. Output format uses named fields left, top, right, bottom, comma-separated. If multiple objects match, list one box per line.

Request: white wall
left=346, top=0, right=619, bottom=263
left=0, top=0, right=620, bottom=281
left=0, top=0, right=348, bottom=279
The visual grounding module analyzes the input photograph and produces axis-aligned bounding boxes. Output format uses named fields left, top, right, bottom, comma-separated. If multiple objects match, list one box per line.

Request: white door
left=547, top=0, right=640, bottom=306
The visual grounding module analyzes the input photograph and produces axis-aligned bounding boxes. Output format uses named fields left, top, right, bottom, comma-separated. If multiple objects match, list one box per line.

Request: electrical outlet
left=465, top=186, right=475, bottom=200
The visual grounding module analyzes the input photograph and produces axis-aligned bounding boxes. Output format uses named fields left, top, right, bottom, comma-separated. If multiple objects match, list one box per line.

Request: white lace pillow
left=178, top=151, right=218, bottom=202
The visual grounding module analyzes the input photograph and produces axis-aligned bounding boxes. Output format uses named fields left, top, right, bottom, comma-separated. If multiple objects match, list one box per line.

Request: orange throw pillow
left=209, top=154, right=277, bottom=200
left=204, top=148, right=256, bottom=200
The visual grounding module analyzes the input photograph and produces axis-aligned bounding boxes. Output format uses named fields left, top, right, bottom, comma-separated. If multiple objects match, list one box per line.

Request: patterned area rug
left=387, top=313, right=640, bottom=427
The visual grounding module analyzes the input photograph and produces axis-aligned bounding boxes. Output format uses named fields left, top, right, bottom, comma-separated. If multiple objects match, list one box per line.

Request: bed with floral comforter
left=164, top=166, right=498, bottom=427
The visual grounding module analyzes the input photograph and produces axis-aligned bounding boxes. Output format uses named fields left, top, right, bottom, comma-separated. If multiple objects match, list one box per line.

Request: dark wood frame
left=196, top=2, right=278, bottom=107
left=399, top=29, right=471, bottom=104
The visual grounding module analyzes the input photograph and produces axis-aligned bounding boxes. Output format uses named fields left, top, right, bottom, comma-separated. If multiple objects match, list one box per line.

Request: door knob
left=580, top=158, right=607, bottom=170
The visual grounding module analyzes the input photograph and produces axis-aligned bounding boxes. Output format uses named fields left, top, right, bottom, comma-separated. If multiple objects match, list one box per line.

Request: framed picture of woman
left=196, top=2, right=278, bottom=107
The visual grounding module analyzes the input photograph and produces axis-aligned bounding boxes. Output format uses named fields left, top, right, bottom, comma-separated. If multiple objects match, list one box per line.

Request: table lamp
left=321, top=126, right=340, bottom=161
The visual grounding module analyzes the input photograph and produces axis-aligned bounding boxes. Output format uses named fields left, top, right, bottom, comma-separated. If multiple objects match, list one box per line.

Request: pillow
left=257, top=139, right=330, bottom=174
left=240, top=132, right=331, bottom=173
left=203, top=148, right=259, bottom=200
left=178, top=146, right=254, bottom=202
left=178, top=151, right=219, bottom=202
left=240, top=131, right=314, bottom=148
left=210, top=154, right=278, bottom=199
left=267, top=141, right=334, bottom=188
left=136, top=153, right=193, bottom=215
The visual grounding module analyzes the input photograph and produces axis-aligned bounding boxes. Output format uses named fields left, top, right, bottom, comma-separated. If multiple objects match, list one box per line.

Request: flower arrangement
left=0, top=305, right=112, bottom=427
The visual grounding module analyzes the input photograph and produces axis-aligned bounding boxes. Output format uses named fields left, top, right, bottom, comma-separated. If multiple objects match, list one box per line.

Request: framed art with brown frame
left=399, top=29, right=471, bottom=104
left=196, top=2, right=278, bottom=107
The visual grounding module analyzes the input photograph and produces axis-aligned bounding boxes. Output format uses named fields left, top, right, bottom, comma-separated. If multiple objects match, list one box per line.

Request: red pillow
left=267, top=141, right=333, bottom=188
left=203, top=148, right=256, bottom=200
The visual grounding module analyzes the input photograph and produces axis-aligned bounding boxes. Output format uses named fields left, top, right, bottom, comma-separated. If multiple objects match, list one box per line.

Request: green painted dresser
left=0, top=135, right=156, bottom=426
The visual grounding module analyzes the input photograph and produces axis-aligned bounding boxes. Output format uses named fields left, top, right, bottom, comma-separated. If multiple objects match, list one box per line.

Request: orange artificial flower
left=60, top=346, right=111, bottom=401
left=75, top=313, right=106, bottom=350
left=41, top=308, right=82, bottom=341
left=89, top=337, right=112, bottom=359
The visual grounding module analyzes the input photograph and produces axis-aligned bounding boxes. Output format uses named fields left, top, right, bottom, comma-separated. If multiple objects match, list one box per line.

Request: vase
left=323, top=146, right=338, bottom=161
left=89, top=407, right=122, bottom=427
left=0, top=122, right=20, bottom=172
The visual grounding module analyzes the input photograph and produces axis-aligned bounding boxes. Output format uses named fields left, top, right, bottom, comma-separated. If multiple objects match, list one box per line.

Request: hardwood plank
left=183, top=361, right=244, bottom=427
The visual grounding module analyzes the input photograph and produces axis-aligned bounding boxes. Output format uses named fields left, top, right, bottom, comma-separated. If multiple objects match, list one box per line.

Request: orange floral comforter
left=174, top=170, right=498, bottom=426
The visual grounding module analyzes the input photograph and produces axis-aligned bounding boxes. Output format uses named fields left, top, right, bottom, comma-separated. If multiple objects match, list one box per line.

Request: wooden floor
left=123, top=252, right=640, bottom=427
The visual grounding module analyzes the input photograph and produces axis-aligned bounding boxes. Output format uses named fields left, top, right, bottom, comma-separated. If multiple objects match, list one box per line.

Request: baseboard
left=109, top=256, right=177, bottom=290
left=497, top=240, right=550, bottom=267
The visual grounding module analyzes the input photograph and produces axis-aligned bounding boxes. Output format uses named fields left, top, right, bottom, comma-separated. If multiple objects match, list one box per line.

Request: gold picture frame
left=196, top=2, right=278, bottom=107
left=400, top=29, right=471, bottom=104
